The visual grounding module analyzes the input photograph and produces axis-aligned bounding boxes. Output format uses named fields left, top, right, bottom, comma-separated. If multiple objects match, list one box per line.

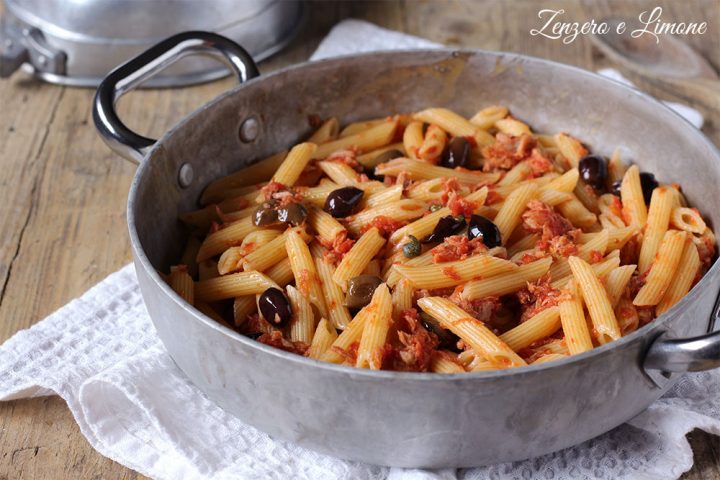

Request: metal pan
left=93, top=31, right=720, bottom=468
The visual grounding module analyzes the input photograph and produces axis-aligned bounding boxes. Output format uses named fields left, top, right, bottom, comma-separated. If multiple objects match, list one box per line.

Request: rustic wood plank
left=0, top=1, right=718, bottom=478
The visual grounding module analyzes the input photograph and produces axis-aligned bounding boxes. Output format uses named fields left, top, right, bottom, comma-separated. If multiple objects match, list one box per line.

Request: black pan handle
left=93, top=31, right=260, bottom=164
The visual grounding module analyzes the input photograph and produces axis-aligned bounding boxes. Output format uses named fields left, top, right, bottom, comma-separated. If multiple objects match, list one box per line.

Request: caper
left=258, top=287, right=292, bottom=326
left=403, top=235, right=421, bottom=258
left=253, top=201, right=280, bottom=227
left=345, top=275, right=383, bottom=309
left=420, top=312, right=460, bottom=351
left=423, top=215, right=466, bottom=243
left=277, top=202, right=308, bottom=226
left=429, top=204, right=443, bottom=212
left=324, top=186, right=364, bottom=218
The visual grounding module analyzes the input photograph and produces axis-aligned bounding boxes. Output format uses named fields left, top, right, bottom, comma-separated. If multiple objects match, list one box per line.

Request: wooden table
left=1, top=0, right=719, bottom=478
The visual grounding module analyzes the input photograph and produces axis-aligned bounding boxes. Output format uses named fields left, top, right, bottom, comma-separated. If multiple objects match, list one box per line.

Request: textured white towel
left=0, top=19, right=716, bottom=480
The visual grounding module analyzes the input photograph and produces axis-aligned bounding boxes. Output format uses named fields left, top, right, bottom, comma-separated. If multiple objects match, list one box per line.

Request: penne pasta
left=568, top=256, right=621, bottom=344
left=307, top=318, right=339, bottom=359
left=394, top=254, right=518, bottom=289
left=656, top=239, right=700, bottom=315
left=356, top=284, right=393, bottom=369
left=634, top=230, right=688, bottom=307
left=333, top=227, right=386, bottom=289
left=559, top=280, right=593, bottom=355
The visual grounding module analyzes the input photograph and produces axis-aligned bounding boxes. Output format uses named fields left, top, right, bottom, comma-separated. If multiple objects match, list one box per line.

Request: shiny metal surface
left=96, top=38, right=720, bottom=467
left=93, top=31, right=259, bottom=164
left=0, top=0, right=301, bottom=86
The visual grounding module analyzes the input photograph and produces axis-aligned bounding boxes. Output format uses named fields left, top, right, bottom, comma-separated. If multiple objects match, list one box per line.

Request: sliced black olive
left=467, top=214, right=502, bottom=248
left=441, top=137, right=471, bottom=168
left=578, top=155, right=608, bottom=191
left=423, top=215, right=466, bottom=243
left=253, top=201, right=280, bottom=227
left=402, top=235, right=421, bottom=258
left=324, top=186, right=364, bottom=218
left=277, top=202, right=308, bottom=226
left=372, top=149, right=404, bottom=165
left=258, top=287, right=292, bottom=326
left=610, top=180, right=622, bottom=196
left=345, top=275, right=383, bottom=309
left=639, top=172, right=659, bottom=204
left=420, top=312, right=460, bottom=351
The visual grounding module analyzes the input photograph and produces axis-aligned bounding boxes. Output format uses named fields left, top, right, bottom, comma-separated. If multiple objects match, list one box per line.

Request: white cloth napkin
left=1, top=19, right=717, bottom=480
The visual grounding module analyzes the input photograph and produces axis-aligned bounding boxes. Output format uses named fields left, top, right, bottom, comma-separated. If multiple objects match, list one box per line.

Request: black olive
left=578, top=155, right=608, bottom=191
left=610, top=180, right=622, bottom=196
left=324, top=187, right=364, bottom=218
left=441, top=137, right=471, bottom=168
left=420, top=313, right=460, bottom=351
left=345, top=275, right=383, bottom=309
left=422, top=215, right=466, bottom=243
left=372, top=149, right=404, bottom=165
left=277, top=202, right=308, bottom=226
left=467, top=214, right=502, bottom=248
left=639, top=172, right=659, bottom=204
left=253, top=201, right=280, bottom=227
left=258, top=287, right=292, bottom=326
left=402, top=235, right=421, bottom=258
left=247, top=332, right=263, bottom=340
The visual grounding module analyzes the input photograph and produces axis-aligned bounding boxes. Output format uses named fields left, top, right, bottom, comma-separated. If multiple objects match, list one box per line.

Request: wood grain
left=1, top=1, right=718, bottom=478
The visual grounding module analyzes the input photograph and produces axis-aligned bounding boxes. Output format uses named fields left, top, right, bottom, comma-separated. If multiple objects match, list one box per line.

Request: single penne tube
left=196, top=216, right=258, bottom=261
left=180, top=236, right=202, bottom=278
left=394, top=254, right=518, bottom=289
left=346, top=199, right=426, bottom=234
left=413, top=108, right=494, bottom=147
left=391, top=278, right=414, bottom=321
left=616, top=297, right=640, bottom=335
left=573, top=183, right=600, bottom=214
left=265, top=257, right=294, bottom=286
left=530, top=353, right=568, bottom=365
left=417, top=297, right=526, bottom=367
left=287, top=285, right=316, bottom=344
left=578, top=226, right=637, bottom=252
left=462, top=257, right=552, bottom=300
left=385, top=249, right=435, bottom=286
left=315, top=256, right=352, bottom=330
left=363, top=259, right=382, bottom=276
left=542, top=168, right=579, bottom=193
left=604, top=265, right=637, bottom=307
left=286, top=229, right=329, bottom=317
left=200, top=150, right=287, bottom=204
left=568, top=256, right=621, bottom=344
left=365, top=183, right=403, bottom=209
left=495, top=117, right=531, bottom=136
left=534, top=133, right=557, bottom=148
left=548, top=230, right=609, bottom=282
left=559, top=280, right=593, bottom=355
left=498, top=161, right=532, bottom=186
left=195, top=271, right=277, bottom=302
left=307, top=205, right=346, bottom=244
left=430, top=352, right=466, bottom=373
left=493, top=183, right=539, bottom=245
left=403, top=120, right=424, bottom=160
left=538, top=189, right=573, bottom=206
left=554, top=132, right=588, bottom=167
left=389, top=187, right=488, bottom=245
left=657, top=239, right=700, bottom=315
left=620, top=165, right=648, bottom=227
left=333, top=227, right=386, bottom=290
left=499, top=307, right=561, bottom=351
left=670, top=207, right=707, bottom=234
left=340, top=117, right=388, bottom=137
left=169, top=265, right=194, bottom=305
left=557, top=196, right=597, bottom=229
left=242, top=227, right=311, bottom=273
left=356, top=284, right=393, bottom=369
left=417, top=124, right=447, bottom=163
left=634, top=230, right=688, bottom=306
left=507, top=233, right=540, bottom=258
left=219, top=229, right=282, bottom=275
left=308, top=117, right=339, bottom=144
left=314, top=119, right=397, bottom=159
left=607, top=148, right=626, bottom=187
left=317, top=160, right=362, bottom=186
left=469, top=105, right=508, bottom=130
left=300, top=182, right=341, bottom=208
left=320, top=307, right=371, bottom=363
left=375, top=157, right=501, bottom=185
left=638, top=186, right=678, bottom=274
left=550, top=250, right=620, bottom=290
left=307, top=318, right=339, bottom=359
left=233, top=295, right=257, bottom=328
left=406, top=177, right=449, bottom=202
left=218, top=246, right=245, bottom=275
left=356, top=143, right=406, bottom=168
left=269, top=142, right=317, bottom=187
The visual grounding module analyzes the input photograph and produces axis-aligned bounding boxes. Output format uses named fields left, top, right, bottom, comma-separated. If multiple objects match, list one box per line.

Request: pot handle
left=93, top=31, right=259, bottom=164
left=643, top=288, right=720, bottom=387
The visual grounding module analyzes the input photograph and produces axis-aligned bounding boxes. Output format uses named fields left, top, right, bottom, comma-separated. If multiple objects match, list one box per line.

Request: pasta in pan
left=168, top=107, right=716, bottom=373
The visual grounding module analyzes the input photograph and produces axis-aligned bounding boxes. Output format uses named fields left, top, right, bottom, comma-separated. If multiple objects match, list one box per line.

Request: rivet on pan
left=178, top=163, right=194, bottom=188
left=239, top=117, right=259, bottom=143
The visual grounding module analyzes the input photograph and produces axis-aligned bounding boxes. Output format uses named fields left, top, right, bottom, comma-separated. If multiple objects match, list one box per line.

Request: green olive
left=345, top=275, right=383, bottom=309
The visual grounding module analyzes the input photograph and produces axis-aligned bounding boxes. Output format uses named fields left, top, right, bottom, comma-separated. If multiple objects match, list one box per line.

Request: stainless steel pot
left=93, top=31, right=720, bottom=468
